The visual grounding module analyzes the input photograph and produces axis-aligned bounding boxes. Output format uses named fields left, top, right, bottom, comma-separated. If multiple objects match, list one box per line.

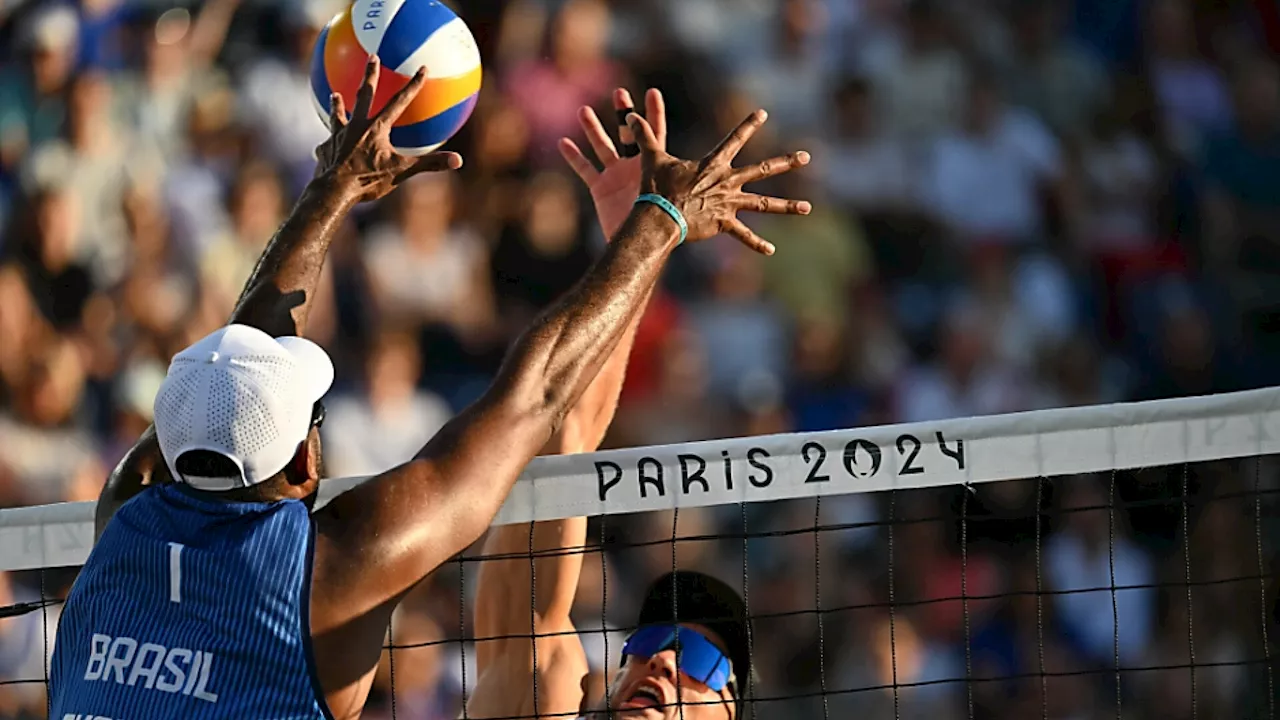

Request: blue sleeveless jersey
left=50, top=484, right=330, bottom=720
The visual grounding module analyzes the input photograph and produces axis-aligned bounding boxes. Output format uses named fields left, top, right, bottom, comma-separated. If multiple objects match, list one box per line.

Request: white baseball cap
left=153, top=324, right=335, bottom=491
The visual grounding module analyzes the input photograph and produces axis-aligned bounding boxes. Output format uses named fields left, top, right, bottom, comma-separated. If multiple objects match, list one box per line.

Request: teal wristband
left=634, top=193, right=687, bottom=245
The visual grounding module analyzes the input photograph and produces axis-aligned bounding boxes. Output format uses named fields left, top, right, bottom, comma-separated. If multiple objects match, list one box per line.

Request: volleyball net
left=1, top=388, right=1279, bottom=718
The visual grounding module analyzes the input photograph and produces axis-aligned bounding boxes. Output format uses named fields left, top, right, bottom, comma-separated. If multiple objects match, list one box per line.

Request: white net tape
left=2, top=387, right=1278, bottom=573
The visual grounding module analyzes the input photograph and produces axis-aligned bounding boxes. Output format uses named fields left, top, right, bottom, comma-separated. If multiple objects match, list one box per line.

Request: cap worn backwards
left=152, top=324, right=335, bottom=492
left=637, top=571, right=753, bottom=715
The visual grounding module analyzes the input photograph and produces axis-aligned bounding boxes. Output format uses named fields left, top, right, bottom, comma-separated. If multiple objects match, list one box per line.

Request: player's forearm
left=548, top=188, right=656, bottom=454
left=96, top=180, right=359, bottom=536
left=414, top=206, right=677, bottom=569
left=230, top=176, right=360, bottom=338
left=484, top=179, right=661, bottom=626
left=476, top=272, right=653, bottom=646
left=574, top=282, right=651, bottom=446
left=476, top=516, right=588, bottom=638
left=322, top=205, right=678, bottom=606
left=476, top=287, right=650, bottom=637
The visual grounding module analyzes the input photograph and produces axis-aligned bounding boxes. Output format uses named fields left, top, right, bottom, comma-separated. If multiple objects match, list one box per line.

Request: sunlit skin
left=86, top=50, right=803, bottom=716
left=469, top=85, right=797, bottom=720
left=589, top=623, right=736, bottom=720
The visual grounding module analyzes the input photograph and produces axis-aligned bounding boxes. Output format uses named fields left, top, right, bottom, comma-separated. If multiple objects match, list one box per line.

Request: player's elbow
left=497, top=390, right=569, bottom=457
left=495, top=363, right=577, bottom=440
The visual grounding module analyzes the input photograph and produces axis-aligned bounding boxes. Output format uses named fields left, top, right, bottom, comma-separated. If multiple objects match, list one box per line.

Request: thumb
left=626, top=113, right=660, bottom=153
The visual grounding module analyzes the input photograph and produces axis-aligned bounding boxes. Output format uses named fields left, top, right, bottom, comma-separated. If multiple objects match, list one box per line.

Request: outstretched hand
left=559, top=88, right=667, bottom=238
left=629, top=109, right=810, bottom=255
left=314, top=56, right=464, bottom=203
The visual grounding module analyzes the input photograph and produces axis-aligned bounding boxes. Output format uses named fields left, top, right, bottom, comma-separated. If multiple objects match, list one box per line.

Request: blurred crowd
left=0, top=0, right=1279, bottom=717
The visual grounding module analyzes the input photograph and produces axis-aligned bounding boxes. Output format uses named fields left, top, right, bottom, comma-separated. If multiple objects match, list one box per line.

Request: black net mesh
left=4, top=456, right=1279, bottom=720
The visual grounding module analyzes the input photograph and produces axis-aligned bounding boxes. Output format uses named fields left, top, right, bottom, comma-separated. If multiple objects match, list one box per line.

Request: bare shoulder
left=468, top=618, right=589, bottom=720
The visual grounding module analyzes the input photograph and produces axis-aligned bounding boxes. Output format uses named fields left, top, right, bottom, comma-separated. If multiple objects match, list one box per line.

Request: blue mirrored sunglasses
left=621, top=624, right=735, bottom=693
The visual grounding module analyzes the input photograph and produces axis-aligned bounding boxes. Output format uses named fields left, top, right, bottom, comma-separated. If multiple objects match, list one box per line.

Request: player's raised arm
left=470, top=88, right=665, bottom=720
left=95, top=59, right=459, bottom=539
left=309, top=100, right=810, bottom=712
left=232, top=58, right=461, bottom=339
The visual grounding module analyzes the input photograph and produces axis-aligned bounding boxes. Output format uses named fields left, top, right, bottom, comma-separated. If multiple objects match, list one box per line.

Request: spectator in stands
left=238, top=0, right=341, bottom=189
left=1145, top=0, right=1234, bottom=158
left=896, top=298, right=1031, bottom=423
left=322, top=329, right=451, bottom=479
left=1131, top=281, right=1243, bottom=401
left=966, top=244, right=1077, bottom=373
left=1046, top=476, right=1155, bottom=668
left=162, top=84, right=241, bottom=261
left=490, top=171, right=592, bottom=332
left=820, top=76, right=917, bottom=217
left=921, top=71, right=1065, bottom=246
left=0, top=264, right=45, bottom=403
left=613, top=327, right=727, bottom=447
left=687, top=248, right=789, bottom=404
left=0, top=1, right=1272, bottom=715
left=118, top=176, right=195, bottom=344
left=1200, top=55, right=1280, bottom=275
left=785, top=315, right=871, bottom=433
left=502, top=0, right=620, bottom=165
left=757, top=169, right=872, bottom=329
left=7, top=184, right=92, bottom=332
left=1075, top=83, right=1162, bottom=255
left=1002, top=0, right=1110, bottom=142
left=0, top=336, right=98, bottom=505
left=199, top=159, right=285, bottom=310
left=733, top=0, right=829, bottom=138
left=24, top=70, right=136, bottom=285
left=101, top=359, right=163, bottom=474
left=874, top=0, right=968, bottom=143
left=111, top=1, right=237, bottom=165
left=75, top=0, right=128, bottom=72
left=364, top=608, right=454, bottom=720
left=464, top=93, right=532, bottom=235
left=365, top=173, right=494, bottom=341
left=0, top=5, right=77, bottom=180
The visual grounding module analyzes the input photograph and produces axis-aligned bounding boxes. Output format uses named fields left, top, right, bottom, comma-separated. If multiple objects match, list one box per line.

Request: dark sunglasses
left=310, top=401, right=326, bottom=429
left=621, top=624, right=735, bottom=693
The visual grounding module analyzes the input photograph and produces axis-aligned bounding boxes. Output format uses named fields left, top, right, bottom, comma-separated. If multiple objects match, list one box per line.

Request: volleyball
left=309, top=0, right=482, bottom=156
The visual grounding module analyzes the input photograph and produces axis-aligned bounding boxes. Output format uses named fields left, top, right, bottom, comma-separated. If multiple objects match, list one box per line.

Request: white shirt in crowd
left=364, top=225, right=486, bottom=324
left=922, top=108, right=1062, bottom=243
left=322, top=392, right=452, bottom=479
left=1046, top=529, right=1154, bottom=665
left=820, top=135, right=917, bottom=212
left=239, top=57, right=331, bottom=171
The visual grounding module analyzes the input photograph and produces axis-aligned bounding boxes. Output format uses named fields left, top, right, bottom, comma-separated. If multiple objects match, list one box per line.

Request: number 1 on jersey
left=168, top=542, right=183, bottom=603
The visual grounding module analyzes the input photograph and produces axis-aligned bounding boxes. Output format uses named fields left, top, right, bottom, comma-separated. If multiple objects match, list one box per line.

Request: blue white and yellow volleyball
left=310, top=0, right=482, bottom=156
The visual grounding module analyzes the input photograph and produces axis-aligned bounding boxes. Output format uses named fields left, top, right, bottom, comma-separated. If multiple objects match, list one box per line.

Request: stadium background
left=0, top=0, right=1279, bottom=717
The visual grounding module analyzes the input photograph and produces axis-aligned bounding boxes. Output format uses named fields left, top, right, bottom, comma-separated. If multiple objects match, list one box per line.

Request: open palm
left=559, top=88, right=668, bottom=238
